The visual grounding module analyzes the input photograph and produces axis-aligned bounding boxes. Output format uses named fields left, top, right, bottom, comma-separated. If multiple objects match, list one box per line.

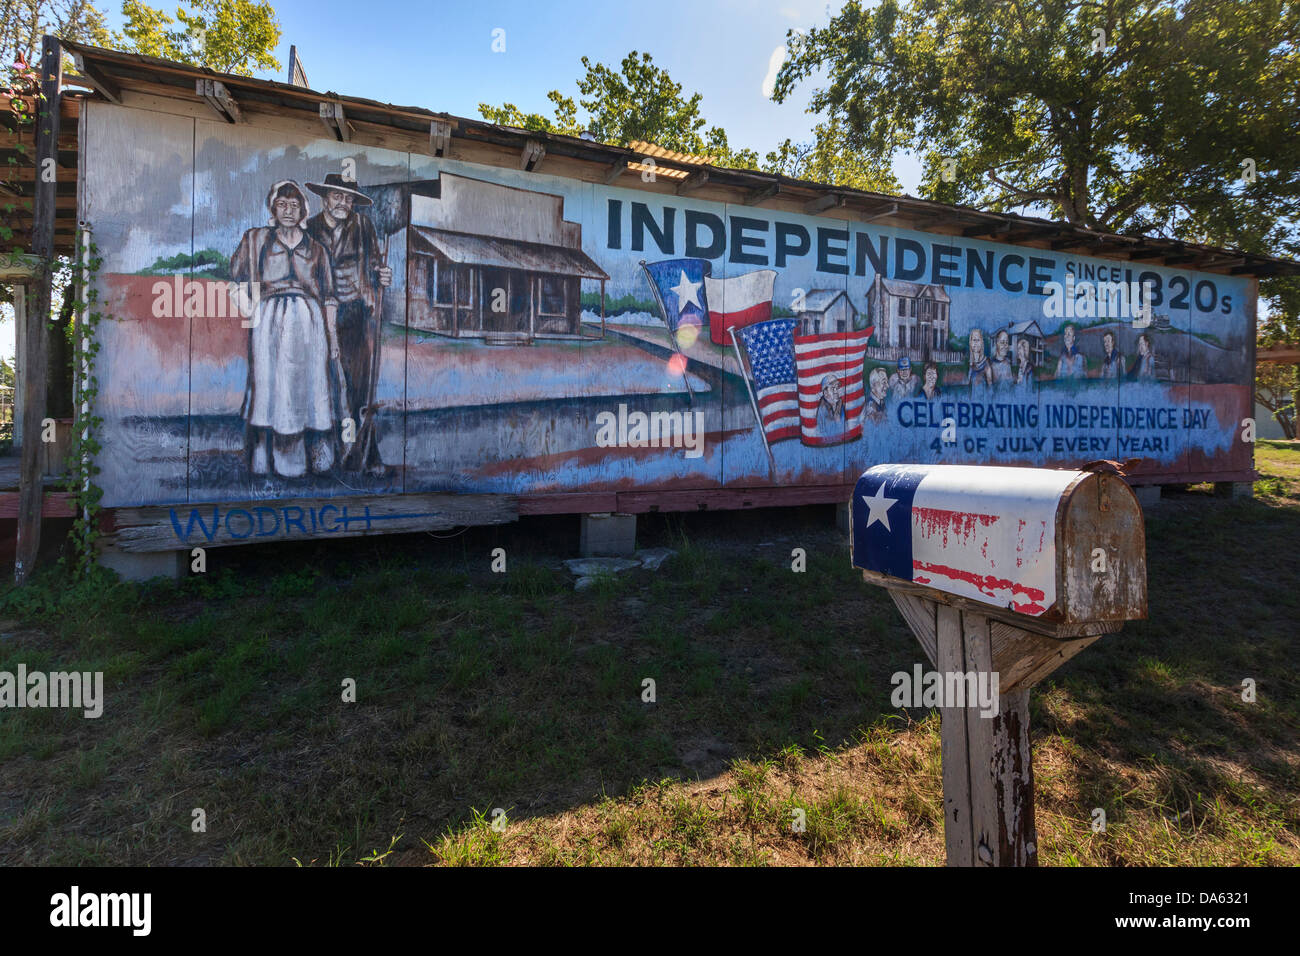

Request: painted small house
left=404, top=173, right=608, bottom=342
left=795, top=289, right=858, bottom=335
left=1006, top=319, right=1045, bottom=367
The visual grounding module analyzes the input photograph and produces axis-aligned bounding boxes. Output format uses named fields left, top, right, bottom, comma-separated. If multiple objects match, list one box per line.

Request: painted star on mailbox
left=670, top=270, right=703, bottom=312
left=862, top=483, right=899, bottom=532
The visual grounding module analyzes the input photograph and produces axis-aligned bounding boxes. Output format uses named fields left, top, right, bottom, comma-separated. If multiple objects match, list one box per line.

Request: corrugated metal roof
left=412, top=227, right=610, bottom=280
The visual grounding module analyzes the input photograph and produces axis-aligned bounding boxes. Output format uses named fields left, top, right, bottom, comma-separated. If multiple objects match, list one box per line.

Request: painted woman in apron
left=231, top=180, right=340, bottom=479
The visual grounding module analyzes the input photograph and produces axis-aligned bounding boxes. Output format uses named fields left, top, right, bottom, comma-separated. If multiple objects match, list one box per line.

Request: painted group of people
left=1054, top=323, right=1158, bottom=381
left=846, top=322, right=1160, bottom=432
left=231, top=174, right=391, bottom=479
left=966, top=328, right=1038, bottom=396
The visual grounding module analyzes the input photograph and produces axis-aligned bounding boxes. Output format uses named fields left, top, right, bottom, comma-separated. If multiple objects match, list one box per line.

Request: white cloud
left=761, top=45, right=787, bottom=98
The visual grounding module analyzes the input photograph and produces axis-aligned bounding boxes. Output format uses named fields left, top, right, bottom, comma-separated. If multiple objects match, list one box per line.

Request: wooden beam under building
left=15, top=35, right=61, bottom=585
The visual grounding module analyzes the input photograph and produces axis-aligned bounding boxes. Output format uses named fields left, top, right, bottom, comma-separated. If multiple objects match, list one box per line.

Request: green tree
left=772, top=0, right=1300, bottom=321
left=765, top=114, right=900, bottom=193
left=119, top=0, right=281, bottom=75
left=480, top=51, right=762, bottom=169
left=1, top=0, right=111, bottom=67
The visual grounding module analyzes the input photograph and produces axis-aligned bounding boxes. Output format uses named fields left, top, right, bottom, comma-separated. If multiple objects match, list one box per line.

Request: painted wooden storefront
left=70, top=62, right=1261, bottom=553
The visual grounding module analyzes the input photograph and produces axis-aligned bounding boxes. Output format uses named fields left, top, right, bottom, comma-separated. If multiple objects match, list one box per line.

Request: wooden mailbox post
left=850, top=464, right=1147, bottom=866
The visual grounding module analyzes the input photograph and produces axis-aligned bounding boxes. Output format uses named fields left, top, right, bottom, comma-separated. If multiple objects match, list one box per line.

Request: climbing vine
left=63, top=228, right=105, bottom=575
left=1, top=53, right=39, bottom=266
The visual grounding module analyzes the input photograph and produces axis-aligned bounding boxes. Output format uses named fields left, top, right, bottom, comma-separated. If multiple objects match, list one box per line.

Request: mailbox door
left=1057, top=472, right=1148, bottom=622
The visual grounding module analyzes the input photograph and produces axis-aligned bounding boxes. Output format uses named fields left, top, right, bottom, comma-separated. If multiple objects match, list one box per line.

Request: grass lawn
left=1, top=444, right=1297, bottom=866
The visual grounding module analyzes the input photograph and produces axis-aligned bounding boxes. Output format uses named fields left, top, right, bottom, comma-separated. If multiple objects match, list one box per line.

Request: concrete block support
left=580, top=512, right=636, bottom=557
left=836, top=501, right=850, bottom=534
left=1132, top=485, right=1161, bottom=509
left=1214, top=481, right=1254, bottom=499
left=99, top=549, right=186, bottom=582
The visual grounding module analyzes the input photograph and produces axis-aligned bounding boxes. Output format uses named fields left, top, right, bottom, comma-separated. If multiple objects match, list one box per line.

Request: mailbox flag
left=735, top=318, right=801, bottom=444
left=704, top=269, right=777, bottom=345
left=642, top=258, right=712, bottom=335
left=851, top=464, right=1085, bottom=617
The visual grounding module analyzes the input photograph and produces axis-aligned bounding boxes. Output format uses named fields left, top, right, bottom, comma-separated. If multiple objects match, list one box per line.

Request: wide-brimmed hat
left=304, top=173, right=372, bottom=206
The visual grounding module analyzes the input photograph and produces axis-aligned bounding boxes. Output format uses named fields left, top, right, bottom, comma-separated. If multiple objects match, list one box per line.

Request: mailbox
left=851, top=463, right=1146, bottom=627
left=851, top=463, right=1150, bottom=867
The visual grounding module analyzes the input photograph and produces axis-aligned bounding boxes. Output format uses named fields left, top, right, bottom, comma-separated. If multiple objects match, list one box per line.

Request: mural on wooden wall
left=82, top=102, right=1255, bottom=511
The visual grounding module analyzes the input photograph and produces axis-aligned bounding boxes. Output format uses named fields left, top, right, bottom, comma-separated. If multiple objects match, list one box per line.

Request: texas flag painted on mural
left=850, top=464, right=1086, bottom=617
left=703, top=269, right=777, bottom=345
left=795, top=329, right=873, bottom=446
left=641, top=258, right=712, bottom=335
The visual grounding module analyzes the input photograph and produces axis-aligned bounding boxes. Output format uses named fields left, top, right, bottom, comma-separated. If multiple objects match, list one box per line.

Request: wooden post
left=936, top=605, right=1036, bottom=866
left=888, top=589, right=1109, bottom=866
left=12, top=283, right=25, bottom=449
left=15, top=35, right=62, bottom=585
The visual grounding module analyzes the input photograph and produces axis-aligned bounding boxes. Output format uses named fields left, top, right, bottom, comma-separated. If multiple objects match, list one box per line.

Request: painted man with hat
left=888, top=355, right=919, bottom=401
left=304, top=172, right=392, bottom=474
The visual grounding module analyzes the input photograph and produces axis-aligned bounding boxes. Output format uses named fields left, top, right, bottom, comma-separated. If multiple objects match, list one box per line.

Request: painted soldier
left=305, top=173, right=393, bottom=474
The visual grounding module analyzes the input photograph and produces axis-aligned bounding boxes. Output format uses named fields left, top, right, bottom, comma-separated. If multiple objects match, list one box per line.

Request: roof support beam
left=197, top=79, right=242, bottom=124
left=746, top=182, right=781, bottom=204
left=603, top=161, right=627, bottom=185
left=1197, top=256, right=1246, bottom=270
left=319, top=101, right=351, bottom=142
left=858, top=202, right=899, bottom=224
left=963, top=221, right=1011, bottom=239
left=1049, top=236, right=1103, bottom=251
left=429, top=119, right=451, bottom=157
left=1233, top=263, right=1279, bottom=276
left=675, top=169, right=709, bottom=195
left=520, top=138, right=545, bottom=172
left=804, top=192, right=845, bottom=215
left=71, top=52, right=121, bottom=103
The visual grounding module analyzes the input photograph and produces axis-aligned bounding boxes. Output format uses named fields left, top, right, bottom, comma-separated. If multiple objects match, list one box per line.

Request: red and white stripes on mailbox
left=850, top=464, right=1086, bottom=617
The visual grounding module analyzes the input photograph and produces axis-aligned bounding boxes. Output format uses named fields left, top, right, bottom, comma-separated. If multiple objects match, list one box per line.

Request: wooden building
left=1006, top=319, right=1046, bottom=367
left=404, top=173, right=608, bottom=343
left=795, top=289, right=858, bottom=335
left=4, top=37, right=1299, bottom=581
left=867, top=276, right=952, bottom=355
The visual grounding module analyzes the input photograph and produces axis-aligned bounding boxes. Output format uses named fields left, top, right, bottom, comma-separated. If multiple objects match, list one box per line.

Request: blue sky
left=3, top=0, right=928, bottom=361
left=114, top=0, right=923, bottom=193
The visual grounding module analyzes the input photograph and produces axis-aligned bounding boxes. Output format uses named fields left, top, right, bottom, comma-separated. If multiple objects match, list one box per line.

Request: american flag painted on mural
left=850, top=464, right=1086, bottom=617
left=735, top=318, right=801, bottom=444
left=795, top=328, right=872, bottom=446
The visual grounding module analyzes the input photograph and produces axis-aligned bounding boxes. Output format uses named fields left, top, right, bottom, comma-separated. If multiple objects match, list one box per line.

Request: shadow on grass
left=0, top=490, right=1296, bottom=865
